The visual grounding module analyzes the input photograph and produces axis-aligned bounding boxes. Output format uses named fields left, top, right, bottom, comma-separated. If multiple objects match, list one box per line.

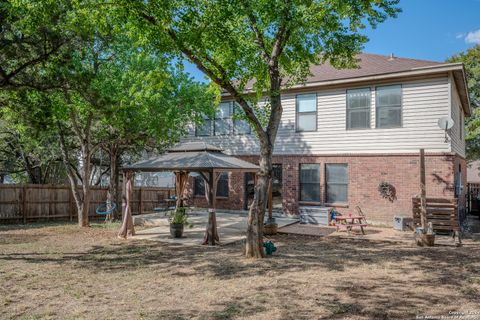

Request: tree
left=92, top=43, right=216, bottom=219
left=0, top=0, right=75, bottom=90
left=117, top=0, right=400, bottom=258
left=448, top=45, right=480, bottom=160
left=0, top=111, right=67, bottom=184
left=1, top=31, right=215, bottom=227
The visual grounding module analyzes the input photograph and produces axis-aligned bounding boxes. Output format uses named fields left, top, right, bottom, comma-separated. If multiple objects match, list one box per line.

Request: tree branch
left=140, top=12, right=267, bottom=140
left=270, top=0, right=293, bottom=61
left=241, top=1, right=271, bottom=63
left=0, top=40, right=65, bottom=86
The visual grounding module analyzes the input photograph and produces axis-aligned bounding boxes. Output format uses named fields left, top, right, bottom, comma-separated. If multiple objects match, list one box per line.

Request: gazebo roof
left=167, top=141, right=222, bottom=153
left=122, top=142, right=259, bottom=173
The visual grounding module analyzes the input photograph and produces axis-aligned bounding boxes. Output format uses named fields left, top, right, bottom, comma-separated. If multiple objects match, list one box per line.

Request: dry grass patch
left=0, top=222, right=479, bottom=319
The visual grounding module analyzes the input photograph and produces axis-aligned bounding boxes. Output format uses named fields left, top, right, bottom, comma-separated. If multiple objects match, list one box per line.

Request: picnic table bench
left=335, top=207, right=368, bottom=234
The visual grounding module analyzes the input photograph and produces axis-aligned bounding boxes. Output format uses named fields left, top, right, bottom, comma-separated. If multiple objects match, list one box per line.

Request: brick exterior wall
left=186, top=153, right=466, bottom=225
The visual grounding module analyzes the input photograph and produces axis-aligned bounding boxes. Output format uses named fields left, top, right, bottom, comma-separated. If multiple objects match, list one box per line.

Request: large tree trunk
left=57, top=108, right=94, bottom=227
left=58, top=129, right=86, bottom=227
left=118, top=171, right=135, bottom=238
left=245, top=64, right=282, bottom=258
left=77, top=145, right=92, bottom=227
left=107, top=143, right=120, bottom=220
left=245, top=148, right=273, bottom=258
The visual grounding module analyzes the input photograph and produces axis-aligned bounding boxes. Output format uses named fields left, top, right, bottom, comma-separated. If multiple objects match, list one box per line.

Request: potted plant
left=168, top=207, right=190, bottom=238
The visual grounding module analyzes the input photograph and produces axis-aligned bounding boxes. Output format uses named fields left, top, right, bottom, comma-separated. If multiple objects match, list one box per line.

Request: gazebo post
left=118, top=170, right=135, bottom=239
left=174, top=171, right=189, bottom=208
left=203, top=170, right=220, bottom=245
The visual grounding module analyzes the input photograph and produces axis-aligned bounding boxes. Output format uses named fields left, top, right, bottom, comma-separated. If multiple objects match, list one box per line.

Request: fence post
left=139, top=187, right=143, bottom=214
left=22, top=185, right=27, bottom=224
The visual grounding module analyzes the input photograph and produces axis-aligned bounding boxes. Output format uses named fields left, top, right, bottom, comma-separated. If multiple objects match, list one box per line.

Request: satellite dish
left=437, top=117, right=454, bottom=143
left=437, top=117, right=454, bottom=131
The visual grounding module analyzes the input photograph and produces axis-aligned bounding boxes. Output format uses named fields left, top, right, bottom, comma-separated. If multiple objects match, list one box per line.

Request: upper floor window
left=195, top=114, right=212, bottom=136
left=195, top=102, right=251, bottom=136
left=347, top=88, right=371, bottom=129
left=214, top=102, right=232, bottom=135
left=296, top=94, right=317, bottom=132
left=299, top=163, right=320, bottom=202
left=376, top=85, right=402, bottom=128
left=233, top=104, right=251, bottom=134
left=326, top=164, right=348, bottom=203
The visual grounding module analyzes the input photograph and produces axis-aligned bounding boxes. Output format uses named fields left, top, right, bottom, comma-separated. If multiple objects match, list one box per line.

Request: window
left=214, top=102, right=232, bottom=135
left=326, top=164, right=348, bottom=203
left=347, top=88, right=371, bottom=129
left=376, top=85, right=402, bottom=128
left=216, top=173, right=229, bottom=197
left=233, top=103, right=251, bottom=134
left=195, top=115, right=212, bottom=136
left=194, top=177, right=205, bottom=196
left=299, top=164, right=320, bottom=202
left=296, top=94, right=317, bottom=132
left=193, top=174, right=229, bottom=197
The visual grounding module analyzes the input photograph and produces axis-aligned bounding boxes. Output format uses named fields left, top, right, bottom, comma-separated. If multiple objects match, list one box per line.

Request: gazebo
left=117, top=142, right=259, bottom=244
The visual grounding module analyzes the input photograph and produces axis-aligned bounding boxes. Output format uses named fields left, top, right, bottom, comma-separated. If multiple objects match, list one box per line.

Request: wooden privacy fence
left=466, top=182, right=480, bottom=215
left=0, top=184, right=174, bottom=223
left=412, top=197, right=460, bottom=234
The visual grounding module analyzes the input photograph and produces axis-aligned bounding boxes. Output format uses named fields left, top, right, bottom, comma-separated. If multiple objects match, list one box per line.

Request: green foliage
left=0, top=1, right=217, bottom=183
left=168, top=207, right=191, bottom=226
left=116, top=0, right=400, bottom=113
left=448, top=45, right=480, bottom=160
left=0, top=0, right=83, bottom=89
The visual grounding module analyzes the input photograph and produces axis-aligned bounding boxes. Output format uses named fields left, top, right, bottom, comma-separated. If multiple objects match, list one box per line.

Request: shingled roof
left=305, top=53, right=442, bottom=83
left=234, top=52, right=471, bottom=116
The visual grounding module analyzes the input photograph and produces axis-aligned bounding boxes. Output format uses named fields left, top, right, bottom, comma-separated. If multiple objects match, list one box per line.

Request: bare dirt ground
left=1, top=222, right=479, bottom=320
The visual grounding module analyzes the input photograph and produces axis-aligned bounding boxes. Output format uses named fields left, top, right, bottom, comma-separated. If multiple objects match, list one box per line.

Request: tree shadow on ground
left=1, top=231, right=479, bottom=319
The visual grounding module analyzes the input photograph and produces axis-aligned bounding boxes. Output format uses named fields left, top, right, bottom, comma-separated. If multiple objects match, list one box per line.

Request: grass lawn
left=1, top=222, right=479, bottom=320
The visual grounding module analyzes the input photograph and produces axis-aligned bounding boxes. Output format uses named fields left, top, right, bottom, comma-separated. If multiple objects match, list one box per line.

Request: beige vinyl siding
left=184, top=77, right=451, bottom=156
left=450, top=76, right=466, bottom=158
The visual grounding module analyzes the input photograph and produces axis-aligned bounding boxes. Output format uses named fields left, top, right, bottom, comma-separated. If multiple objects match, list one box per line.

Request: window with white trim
left=296, top=94, right=317, bottom=132
left=195, top=114, right=212, bottom=136
left=347, top=88, right=371, bottom=129
left=233, top=103, right=251, bottom=134
left=214, top=102, right=232, bottom=135
left=326, top=164, right=348, bottom=203
left=376, top=85, right=402, bottom=128
left=299, top=164, right=320, bottom=202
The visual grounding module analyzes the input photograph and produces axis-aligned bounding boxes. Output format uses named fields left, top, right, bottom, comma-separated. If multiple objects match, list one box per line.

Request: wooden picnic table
left=335, top=215, right=367, bottom=234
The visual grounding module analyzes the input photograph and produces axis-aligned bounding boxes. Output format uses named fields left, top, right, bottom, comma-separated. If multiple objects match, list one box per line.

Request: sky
left=182, top=0, right=480, bottom=82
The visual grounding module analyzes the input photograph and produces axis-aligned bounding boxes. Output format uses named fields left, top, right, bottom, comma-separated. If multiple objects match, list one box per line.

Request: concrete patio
left=133, top=210, right=298, bottom=246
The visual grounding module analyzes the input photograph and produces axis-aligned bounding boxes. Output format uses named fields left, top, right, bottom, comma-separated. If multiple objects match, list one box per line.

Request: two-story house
left=182, top=53, right=471, bottom=224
